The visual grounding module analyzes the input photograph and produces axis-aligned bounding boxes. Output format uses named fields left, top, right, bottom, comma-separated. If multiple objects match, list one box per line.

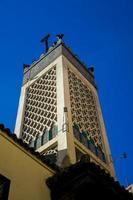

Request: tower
left=15, top=35, right=115, bottom=177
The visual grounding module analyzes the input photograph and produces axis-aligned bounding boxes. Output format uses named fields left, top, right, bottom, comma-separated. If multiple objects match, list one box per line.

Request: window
left=0, top=174, right=10, bottom=200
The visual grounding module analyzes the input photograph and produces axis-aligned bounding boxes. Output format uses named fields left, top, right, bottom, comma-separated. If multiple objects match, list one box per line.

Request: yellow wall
left=0, top=131, right=54, bottom=200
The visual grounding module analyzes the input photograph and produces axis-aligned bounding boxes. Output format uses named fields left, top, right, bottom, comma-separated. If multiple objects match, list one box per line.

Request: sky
left=0, top=0, right=133, bottom=186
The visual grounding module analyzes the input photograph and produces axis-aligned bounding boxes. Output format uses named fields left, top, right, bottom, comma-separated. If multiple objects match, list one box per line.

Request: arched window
left=51, top=124, right=58, bottom=138
left=88, top=138, right=96, bottom=154
left=42, top=129, right=49, bottom=145
left=35, top=134, right=42, bottom=149
left=81, top=132, right=88, bottom=148
left=29, top=139, right=35, bottom=149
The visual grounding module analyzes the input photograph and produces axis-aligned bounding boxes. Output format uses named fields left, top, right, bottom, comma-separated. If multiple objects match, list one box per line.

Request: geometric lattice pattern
left=68, top=68, right=104, bottom=152
left=21, top=66, right=57, bottom=144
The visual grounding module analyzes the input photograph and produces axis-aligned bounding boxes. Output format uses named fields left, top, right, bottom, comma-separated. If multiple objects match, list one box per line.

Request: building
left=0, top=124, right=55, bottom=200
left=15, top=34, right=114, bottom=177
left=47, top=156, right=133, bottom=200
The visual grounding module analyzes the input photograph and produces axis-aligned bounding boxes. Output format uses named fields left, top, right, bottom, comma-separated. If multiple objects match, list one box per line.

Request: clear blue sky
left=0, top=0, right=132, bottom=186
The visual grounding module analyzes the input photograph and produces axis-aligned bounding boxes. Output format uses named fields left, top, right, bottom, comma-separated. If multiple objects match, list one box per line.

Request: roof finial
left=56, top=34, right=64, bottom=43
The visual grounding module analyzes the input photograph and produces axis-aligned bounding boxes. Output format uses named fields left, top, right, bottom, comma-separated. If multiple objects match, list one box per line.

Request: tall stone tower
left=15, top=35, right=115, bottom=177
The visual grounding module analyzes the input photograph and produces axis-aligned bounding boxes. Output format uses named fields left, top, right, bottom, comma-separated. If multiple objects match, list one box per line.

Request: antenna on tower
left=40, top=34, right=50, bottom=53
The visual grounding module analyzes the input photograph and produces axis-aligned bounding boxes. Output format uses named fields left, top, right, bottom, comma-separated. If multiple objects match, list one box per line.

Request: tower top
left=23, top=34, right=96, bottom=88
